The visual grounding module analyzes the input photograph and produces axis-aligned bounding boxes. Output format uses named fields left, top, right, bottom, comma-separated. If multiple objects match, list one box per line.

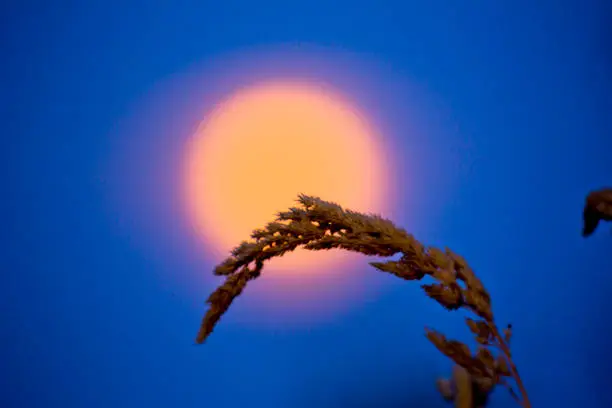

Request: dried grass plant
left=195, top=195, right=531, bottom=408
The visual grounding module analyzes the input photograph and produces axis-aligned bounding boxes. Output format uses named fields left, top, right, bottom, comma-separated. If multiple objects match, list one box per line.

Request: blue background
left=2, top=1, right=611, bottom=407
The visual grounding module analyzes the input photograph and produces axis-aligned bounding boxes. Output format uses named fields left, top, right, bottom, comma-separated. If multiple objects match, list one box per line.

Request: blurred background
left=2, top=1, right=611, bottom=407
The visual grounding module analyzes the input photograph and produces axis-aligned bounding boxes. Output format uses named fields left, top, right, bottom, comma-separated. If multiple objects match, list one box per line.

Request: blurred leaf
left=436, top=378, right=454, bottom=401
left=369, top=260, right=425, bottom=280
left=496, top=355, right=511, bottom=377
left=466, top=318, right=492, bottom=344
left=475, top=347, right=495, bottom=369
left=425, top=328, right=473, bottom=368
left=422, top=283, right=463, bottom=310
left=463, top=288, right=493, bottom=321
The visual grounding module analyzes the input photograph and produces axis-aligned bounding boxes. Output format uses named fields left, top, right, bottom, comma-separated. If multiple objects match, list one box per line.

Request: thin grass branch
left=195, top=194, right=531, bottom=408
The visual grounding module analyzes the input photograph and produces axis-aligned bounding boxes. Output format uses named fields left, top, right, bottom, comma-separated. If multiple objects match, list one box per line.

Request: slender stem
left=499, top=379, right=521, bottom=404
left=490, top=325, right=531, bottom=408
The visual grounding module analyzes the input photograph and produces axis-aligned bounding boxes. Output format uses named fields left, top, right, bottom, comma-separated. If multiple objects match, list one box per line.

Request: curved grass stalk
left=195, top=195, right=531, bottom=408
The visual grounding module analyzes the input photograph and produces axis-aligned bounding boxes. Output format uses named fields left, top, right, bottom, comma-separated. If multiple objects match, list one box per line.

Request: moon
left=184, top=80, right=391, bottom=276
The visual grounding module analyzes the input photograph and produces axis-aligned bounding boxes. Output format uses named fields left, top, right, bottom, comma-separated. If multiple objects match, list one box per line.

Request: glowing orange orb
left=184, top=80, right=389, bottom=275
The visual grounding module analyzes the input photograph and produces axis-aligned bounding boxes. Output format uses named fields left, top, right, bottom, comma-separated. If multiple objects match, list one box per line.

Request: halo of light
left=184, top=80, right=389, bottom=277
left=106, top=44, right=438, bottom=327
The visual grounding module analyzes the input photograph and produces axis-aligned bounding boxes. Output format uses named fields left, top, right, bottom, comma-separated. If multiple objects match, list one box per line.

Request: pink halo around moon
left=106, top=44, right=428, bottom=328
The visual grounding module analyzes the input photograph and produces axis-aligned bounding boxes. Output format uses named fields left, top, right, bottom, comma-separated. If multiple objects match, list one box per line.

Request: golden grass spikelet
left=195, top=195, right=531, bottom=408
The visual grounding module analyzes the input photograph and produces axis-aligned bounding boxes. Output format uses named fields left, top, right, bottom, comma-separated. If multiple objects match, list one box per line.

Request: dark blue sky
left=3, top=1, right=612, bottom=408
